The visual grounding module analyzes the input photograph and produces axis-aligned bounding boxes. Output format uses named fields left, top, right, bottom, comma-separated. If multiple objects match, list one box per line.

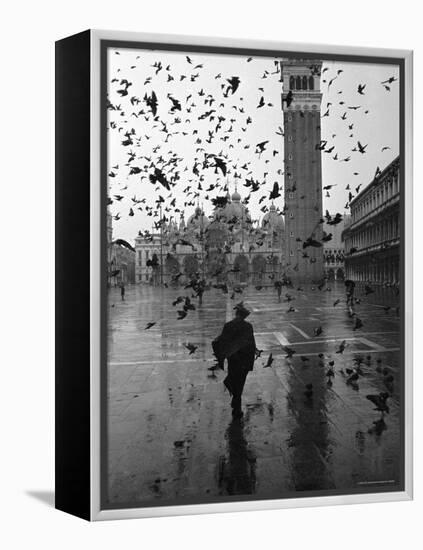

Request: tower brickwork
left=282, top=60, right=324, bottom=283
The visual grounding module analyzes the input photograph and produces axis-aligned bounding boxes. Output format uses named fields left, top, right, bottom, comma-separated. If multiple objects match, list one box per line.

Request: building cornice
left=345, top=194, right=399, bottom=235
left=349, top=156, right=400, bottom=207
left=345, top=238, right=400, bottom=259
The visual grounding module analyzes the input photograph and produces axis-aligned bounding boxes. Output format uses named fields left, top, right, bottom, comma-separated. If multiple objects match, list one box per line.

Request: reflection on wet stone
left=286, top=363, right=335, bottom=491
left=107, top=283, right=401, bottom=505
left=218, top=419, right=256, bottom=496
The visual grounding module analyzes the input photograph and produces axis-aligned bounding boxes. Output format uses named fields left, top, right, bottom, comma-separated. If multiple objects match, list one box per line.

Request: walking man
left=120, top=282, right=125, bottom=301
left=212, top=302, right=256, bottom=418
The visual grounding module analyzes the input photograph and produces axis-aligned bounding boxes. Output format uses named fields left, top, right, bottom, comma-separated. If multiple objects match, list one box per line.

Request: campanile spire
left=281, top=60, right=324, bottom=282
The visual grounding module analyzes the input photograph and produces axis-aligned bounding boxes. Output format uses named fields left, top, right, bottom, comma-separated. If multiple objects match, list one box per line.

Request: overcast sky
left=107, top=47, right=399, bottom=243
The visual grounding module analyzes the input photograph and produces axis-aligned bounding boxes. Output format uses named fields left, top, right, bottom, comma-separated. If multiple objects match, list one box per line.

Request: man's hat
left=233, top=301, right=250, bottom=318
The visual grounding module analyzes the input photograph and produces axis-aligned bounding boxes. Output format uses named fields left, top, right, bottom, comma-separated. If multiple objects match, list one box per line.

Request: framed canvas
left=55, top=29, right=413, bottom=521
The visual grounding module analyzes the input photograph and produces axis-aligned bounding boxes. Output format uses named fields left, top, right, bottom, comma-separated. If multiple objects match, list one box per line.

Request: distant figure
left=212, top=303, right=256, bottom=418
left=120, top=283, right=125, bottom=301
left=197, top=279, right=206, bottom=305
left=192, top=274, right=206, bottom=305
left=344, top=279, right=355, bottom=315
left=274, top=280, right=283, bottom=302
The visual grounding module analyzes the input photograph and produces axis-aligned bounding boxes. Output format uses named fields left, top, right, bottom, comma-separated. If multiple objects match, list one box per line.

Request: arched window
left=296, top=76, right=302, bottom=90
left=302, top=76, right=308, bottom=90
left=289, top=76, right=295, bottom=90
left=309, top=76, right=314, bottom=90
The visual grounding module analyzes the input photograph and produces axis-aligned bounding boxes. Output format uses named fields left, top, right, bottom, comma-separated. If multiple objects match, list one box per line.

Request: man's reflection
left=218, top=418, right=256, bottom=495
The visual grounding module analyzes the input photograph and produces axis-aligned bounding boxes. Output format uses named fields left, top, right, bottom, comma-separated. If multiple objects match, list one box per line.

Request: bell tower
left=281, top=60, right=324, bottom=283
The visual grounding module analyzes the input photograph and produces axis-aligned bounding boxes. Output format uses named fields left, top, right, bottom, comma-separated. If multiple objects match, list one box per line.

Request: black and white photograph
left=102, top=40, right=405, bottom=510
left=2, top=0, right=421, bottom=542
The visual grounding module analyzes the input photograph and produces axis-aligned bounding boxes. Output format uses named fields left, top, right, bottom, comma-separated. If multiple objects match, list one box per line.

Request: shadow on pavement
left=25, top=490, right=55, bottom=507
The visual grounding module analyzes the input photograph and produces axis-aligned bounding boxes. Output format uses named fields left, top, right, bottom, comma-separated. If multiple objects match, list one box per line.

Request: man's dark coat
left=213, top=318, right=256, bottom=371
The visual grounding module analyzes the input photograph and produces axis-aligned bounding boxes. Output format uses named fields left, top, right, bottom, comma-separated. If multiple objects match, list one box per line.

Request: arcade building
left=342, top=156, right=400, bottom=284
left=323, top=219, right=346, bottom=281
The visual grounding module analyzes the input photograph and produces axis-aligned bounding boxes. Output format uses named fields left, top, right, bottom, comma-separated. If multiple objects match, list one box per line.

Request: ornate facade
left=110, top=243, right=136, bottom=285
left=342, top=157, right=400, bottom=284
left=323, top=219, right=346, bottom=281
left=135, top=188, right=285, bottom=286
left=281, top=60, right=324, bottom=282
left=107, top=209, right=136, bottom=286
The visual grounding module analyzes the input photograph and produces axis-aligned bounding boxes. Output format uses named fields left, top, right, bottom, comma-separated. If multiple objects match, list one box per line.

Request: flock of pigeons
left=141, top=273, right=398, bottom=436
left=107, top=50, right=398, bottom=251
left=259, top=286, right=396, bottom=435
left=108, top=49, right=399, bottom=434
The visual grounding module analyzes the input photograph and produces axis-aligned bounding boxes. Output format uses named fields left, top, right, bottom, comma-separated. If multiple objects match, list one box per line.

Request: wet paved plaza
left=106, top=282, right=402, bottom=507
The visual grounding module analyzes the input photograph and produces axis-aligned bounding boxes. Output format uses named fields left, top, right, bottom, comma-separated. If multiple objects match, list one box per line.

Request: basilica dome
left=186, top=205, right=210, bottom=230
left=213, top=187, right=251, bottom=225
left=231, top=188, right=241, bottom=202
left=262, top=203, right=285, bottom=232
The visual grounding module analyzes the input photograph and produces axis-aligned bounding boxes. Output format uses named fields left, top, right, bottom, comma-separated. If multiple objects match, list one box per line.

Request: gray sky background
left=107, top=47, right=399, bottom=243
